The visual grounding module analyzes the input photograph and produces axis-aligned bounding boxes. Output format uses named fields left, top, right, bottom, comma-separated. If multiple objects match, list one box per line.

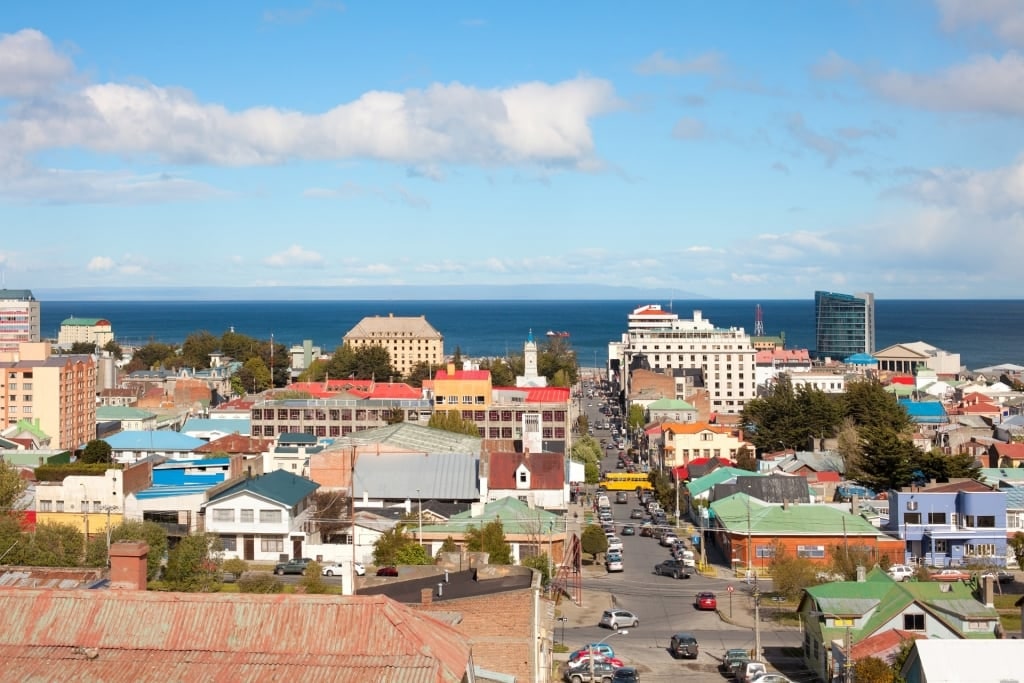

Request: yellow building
left=34, top=469, right=126, bottom=534
left=0, top=342, right=96, bottom=450
left=343, top=313, right=443, bottom=378
left=432, top=363, right=493, bottom=409
left=58, top=316, right=114, bottom=347
left=660, top=421, right=751, bottom=468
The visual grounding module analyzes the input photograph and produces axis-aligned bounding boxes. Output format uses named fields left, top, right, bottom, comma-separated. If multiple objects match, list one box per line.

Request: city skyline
left=2, top=2, right=1024, bottom=299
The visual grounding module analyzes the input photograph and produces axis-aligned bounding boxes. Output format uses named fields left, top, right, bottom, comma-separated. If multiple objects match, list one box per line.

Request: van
left=597, top=495, right=611, bottom=509
left=888, top=564, right=915, bottom=582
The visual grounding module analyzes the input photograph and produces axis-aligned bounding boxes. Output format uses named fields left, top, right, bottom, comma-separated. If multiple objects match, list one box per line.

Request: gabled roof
left=686, top=467, right=758, bottom=497
left=992, top=442, right=1024, bottom=460
left=329, top=422, right=482, bottom=454
left=647, top=398, right=696, bottom=410
left=193, top=433, right=274, bottom=454
left=0, top=589, right=471, bottom=682
left=353, top=451, right=479, bottom=501
left=711, top=493, right=884, bottom=536
left=94, top=407, right=154, bottom=421
left=712, top=473, right=812, bottom=505
left=207, top=469, right=319, bottom=507
left=488, top=452, right=564, bottom=490
left=104, top=431, right=206, bottom=452
left=421, top=496, right=558, bottom=535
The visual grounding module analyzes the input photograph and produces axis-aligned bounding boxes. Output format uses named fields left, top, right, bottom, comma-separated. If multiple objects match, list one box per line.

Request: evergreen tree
left=580, top=524, right=609, bottom=561
left=80, top=439, right=113, bottom=464
left=843, top=379, right=912, bottom=433
left=847, top=427, right=918, bottom=492
left=84, top=520, right=168, bottom=579
left=464, top=518, right=512, bottom=565
left=427, top=409, right=480, bottom=436
left=164, top=533, right=223, bottom=592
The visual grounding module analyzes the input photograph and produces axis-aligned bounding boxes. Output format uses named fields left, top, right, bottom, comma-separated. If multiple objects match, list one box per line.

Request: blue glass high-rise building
left=814, top=290, right=875, bottom=359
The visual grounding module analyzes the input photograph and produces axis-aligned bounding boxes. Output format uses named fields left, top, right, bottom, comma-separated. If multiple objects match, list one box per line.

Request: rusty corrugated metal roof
left=0, top=590, right=471, bottom=682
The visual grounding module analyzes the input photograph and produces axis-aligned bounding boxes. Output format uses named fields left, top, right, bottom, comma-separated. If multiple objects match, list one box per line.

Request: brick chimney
left=109, top=541, right=149, bottom=591
left=420, top=588, right=433, bottom=605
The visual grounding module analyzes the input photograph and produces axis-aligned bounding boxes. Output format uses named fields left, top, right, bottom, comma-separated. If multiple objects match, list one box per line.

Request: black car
left=669, top=632, right=699, bottom=659
left=653, top=559, right=691, bottom=579
left=612, top=667, right=639, bottom=682
left=273, top=557, right=314, bottom=575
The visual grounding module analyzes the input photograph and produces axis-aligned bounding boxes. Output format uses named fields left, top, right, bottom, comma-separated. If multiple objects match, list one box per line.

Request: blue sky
left=2, top=1, right=1023, bottom=299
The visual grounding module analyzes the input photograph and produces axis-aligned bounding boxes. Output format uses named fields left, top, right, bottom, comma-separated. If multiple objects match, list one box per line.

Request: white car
left=887, top=564, right=915, bottom=582
left=605, top=554, right=624, bottom=573
left=606, top=536, right=624, bottom=553
left=321, top=562, right=365, bottom=577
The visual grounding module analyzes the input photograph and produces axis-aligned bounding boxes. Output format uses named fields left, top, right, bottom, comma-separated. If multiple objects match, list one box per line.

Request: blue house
left=883, top=480, right=1007, bottom=568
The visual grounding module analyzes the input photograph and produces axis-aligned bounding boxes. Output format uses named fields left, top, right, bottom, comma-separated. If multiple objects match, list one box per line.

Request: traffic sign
left=727, top=584, right=734, bottom=593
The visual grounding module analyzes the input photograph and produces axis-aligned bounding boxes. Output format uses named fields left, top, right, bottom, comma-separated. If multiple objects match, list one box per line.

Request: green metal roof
left=60, top=317, right=108, bottom=326
left=647, top=398, right=696, bottom=410
left=420, top=496, right=558, bottom=535
left=710, top=493, right=889, bottom=536
left=686, top=467, right=758, bottom=497
left=207, top=469, right=319, bottom=507
left=95, top=406, right=155, bottom=420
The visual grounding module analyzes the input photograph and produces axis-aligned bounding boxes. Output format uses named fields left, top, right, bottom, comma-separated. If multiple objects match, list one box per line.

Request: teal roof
left=105, top=430, right=206, bottom=452
left=802, top=567, right=998, bottom=643
left=711, top=493, right=889, bottom=537
left=647, top=398, right=696, bottom=411
left=207, top=469, right=319, bottom=507
left=61, top=317, right=108, bottom=326
left=686, top=467, right=758, bottom=497
left=95, top=406, right=155, bottom=421
left=420, top=496, right=559, bottom=535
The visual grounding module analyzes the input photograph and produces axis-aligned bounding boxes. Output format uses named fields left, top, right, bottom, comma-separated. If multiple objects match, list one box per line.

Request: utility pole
left=844, top=625, right=853, bottom=683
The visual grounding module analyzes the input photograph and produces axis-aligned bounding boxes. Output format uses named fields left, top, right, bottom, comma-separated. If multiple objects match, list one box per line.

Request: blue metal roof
left=206, top=469, right=319, bottom=506
left=105, top=431, right=207, bottom=451
left=899, top=399, right=948, bottom=423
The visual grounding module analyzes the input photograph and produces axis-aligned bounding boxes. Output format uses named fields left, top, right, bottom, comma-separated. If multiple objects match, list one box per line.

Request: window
left=796, top=545, right=825, bottom=558
left=927, top=512, right=947, bottom=524
left=261, top=537, right=284, bottom=552
left=904, top=512, right=922, bottom=525
left=903, top=613, right=925, bottom=630
left=934, top=540, right=947, bottom=553
left=977, top=516, right=996, bottom=528
left=80, top=500, right=88, bottom=512
left=213, top=509, right=235, bottom=522
left=220, top=535, right=237, bottom=552
left=755, top=545, right=775, bottom=559
left=966, top=543, right=997, bottom=557
left=260, top=509, right=282, bottom=524
left=56, top=500, right=64, bottom=512
left=519, top=470, right=527, bottom=483
left=240, top=509, right=254, bottom=523
left=39, top=500, right=52, bottom=512
left=93, top=501, right=102, bottom=512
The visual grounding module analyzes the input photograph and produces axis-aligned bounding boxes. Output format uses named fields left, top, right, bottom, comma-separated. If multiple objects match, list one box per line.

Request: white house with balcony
left=200, top=469, right=319, bottom=563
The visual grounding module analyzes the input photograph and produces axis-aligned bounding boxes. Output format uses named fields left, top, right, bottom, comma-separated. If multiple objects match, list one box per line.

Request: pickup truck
left=274, top=558, right=314, bottom=575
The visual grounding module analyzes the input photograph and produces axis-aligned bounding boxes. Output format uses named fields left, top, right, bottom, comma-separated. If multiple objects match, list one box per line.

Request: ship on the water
left=546, top=330, right=570, bottom=338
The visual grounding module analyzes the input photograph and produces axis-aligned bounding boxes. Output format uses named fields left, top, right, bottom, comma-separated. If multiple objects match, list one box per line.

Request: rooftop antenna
left=754, top=304, right=765, bottom=337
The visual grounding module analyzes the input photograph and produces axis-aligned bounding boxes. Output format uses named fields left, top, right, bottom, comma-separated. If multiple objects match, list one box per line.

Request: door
left=243, top=535, right=254, bottom=561
left=292, top=537, right=303, bottom=559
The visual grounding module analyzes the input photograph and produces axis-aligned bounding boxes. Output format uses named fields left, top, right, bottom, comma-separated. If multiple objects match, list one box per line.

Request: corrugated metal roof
left=206, top=469, right=319, bottom=506
left=353, top=451, right=479, bottom=501
left=105, top=431, right=207, bottom=452
left=0, top=590, right=470, bottom=682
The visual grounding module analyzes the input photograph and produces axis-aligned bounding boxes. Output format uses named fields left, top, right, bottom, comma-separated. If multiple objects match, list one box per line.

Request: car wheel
left=325, top=570, right=334, bottom=576
left=612, top=622, right=619, bottom=630
left=570, top=676, right=583, bottom=683
left=673, top=571, right=679, bottom=579
left=274, top=568, right=283, bottom=575
left=632, top=619, right=639, bottom=627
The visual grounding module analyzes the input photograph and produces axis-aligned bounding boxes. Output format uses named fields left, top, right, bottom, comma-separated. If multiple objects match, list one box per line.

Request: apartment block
left=57, top=316, right=114, bottom=347
left=814, top=290, right=876, bottom=359
left=0, top=289, right=41, bottom=353
left=342, top=313, right=444, bottom=378
left=0, top=341, right=96, bottom=450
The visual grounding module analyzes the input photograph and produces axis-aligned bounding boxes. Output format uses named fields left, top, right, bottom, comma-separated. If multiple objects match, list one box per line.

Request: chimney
left=982, top=575, right=995, bottom=608
left=856, top=566, right=866, bottom=582
left=420, top=588, right=433, bottom=605
left=447, top=362, right=455, bottom=376
left=109, top=541, right=149, bottom=591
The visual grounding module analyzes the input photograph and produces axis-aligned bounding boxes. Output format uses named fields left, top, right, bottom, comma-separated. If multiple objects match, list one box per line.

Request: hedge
left=34, top=462, right=123, bottom=482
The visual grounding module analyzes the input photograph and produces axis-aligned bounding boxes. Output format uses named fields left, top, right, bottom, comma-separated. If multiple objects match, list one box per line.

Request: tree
left=311, top=490, right=350, bottom=543
left=428, top=409, right=481, bottom=436
left=734, top=446, right=757, bottom=472
left=405, top=361, right=435, bottom=388
left=237, top=356, right=272, bottom=394
left=222, top=557, right=248, bottom=580
left=1009, top=532, right=1024, bottom=571
left=21, top=521, right=85, bottom=566
left=79, top=439, right=113, bottom=464
left=373, top=525, right=419, bottom=566
left=464, top=518, right=512, bottom=565
left=521, top=553, right=552, bottom=585
left=0, top=458, right=27, bottom=511
left=322, top=343, right=397, bottom=382
left=538, top=337, right=578, bottom=386
left=394, top=543, right=432, bottom=565
left=70, top=341, right=97, bottom=354
left=237, top=572, right=284, bottom=593
left=478, top=357, right=515, bottom=387
left=164, top=533, right=223, bottom=592
left=102, top=339, right=123, bottom=360
left=847, top=427, right=919, bottom=492
left=741, top=377, right=842, bottom=452
left=580, top=524, right=609, bottom=562
left=912, top=449, right=981, bottom=483
left=298, top=561, right=330, bottom=593
left=843, top=379, right=912, bottom=433
left=627, top=404, right=646, bottom=432
left=769, top=543, right=820, bottom=600
left=647, top=469, right=677, bottom=516
left=437, top=536, right=459, bottom=556
left=852, top=656, right=896, bottom=683
left=125, top=340, right=178, bottom=372
left=829, top=544, right=878, bottom=582
left=180, top=330, right=219, bottom=369
left=385, top=407, right=405, bottom=425
left=84, top=520, right=168, bottom=580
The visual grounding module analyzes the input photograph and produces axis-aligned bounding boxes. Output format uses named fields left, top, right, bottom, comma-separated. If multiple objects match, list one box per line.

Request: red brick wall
left=416, top=587, right=536, bottom=681
left=122, top=461, right=153, bottom=495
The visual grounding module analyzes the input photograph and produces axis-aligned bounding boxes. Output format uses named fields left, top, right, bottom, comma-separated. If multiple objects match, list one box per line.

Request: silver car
left=599, top=608, right=639, bottom=630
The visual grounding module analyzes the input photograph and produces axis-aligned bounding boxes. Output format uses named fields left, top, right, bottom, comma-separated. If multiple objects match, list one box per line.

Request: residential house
left=659, top=421, right=752, bottom=470
left=709, top=493, right=904, bottom=572
left=882, top=481, right=1008, bottom=568
left=647, top=398, right=697, bottom=424
left=97, top=387, right=142, bottom=407
left=192, top=432, right=273, bottom=459
left=899, top=399, right=950, bottom=436
left=351, top=451, right=480, bottom=512
left=785, top=370, right=848, bottom=394
left=180, top=417, right=251, bottom=440
left=95, top=406, right=157, bottom=431
left=988, top=442, right=1024, bottom=468
left=900, top=640, right=1024, bottom=683
left=263, top=432, right=323, bottom=475
left=483, top=451, right=567, bottom=510
left=0, top=543, right=474, bottom=682
left=200, top=468, right=319, bottom=562
left=33, top=461, right=155, bottom=535
left=754, top=348, right=812, bottom=389
left=799, top=568, right=999, bottom=683
left=104, top=430, right=206, bottom=464
left=710, top=472, right=812, bottom=506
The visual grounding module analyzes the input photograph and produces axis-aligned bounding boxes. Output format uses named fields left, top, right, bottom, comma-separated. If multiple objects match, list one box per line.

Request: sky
left=2, top=1, right=1024, bottom=299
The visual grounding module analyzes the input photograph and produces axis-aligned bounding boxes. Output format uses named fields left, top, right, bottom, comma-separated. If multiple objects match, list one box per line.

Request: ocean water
left=40, top=299, right=1024, bottom=370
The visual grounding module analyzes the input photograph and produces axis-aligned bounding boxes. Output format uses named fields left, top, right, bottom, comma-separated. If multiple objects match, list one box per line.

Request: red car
left=694, top=591, right=717, bottom=610
left=930, top=568, right=971, bottom=582
left=567, top=652, right=625, bottom=670
left=375, top=566, right=399, bottom=577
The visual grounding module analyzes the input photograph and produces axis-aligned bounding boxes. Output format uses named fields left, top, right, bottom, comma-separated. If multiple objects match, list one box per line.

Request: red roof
left=488, top=452, right=565, bottom=489
left=850, top=629, right=927, bottom=661
left=754, top=348, right=811, bottom=363
left=962, top=401, right=1000, bottom=414
left=889, top=375, right=915, bottom=385
left=0, top=589, right=471, bottom=682
left=434, top=369, right=491, bottom=381
left=811, top=471, right=841, bottom=483
left=194, top=433, right=274, bottom=454
left=993, top=442, right=1024, bottom=461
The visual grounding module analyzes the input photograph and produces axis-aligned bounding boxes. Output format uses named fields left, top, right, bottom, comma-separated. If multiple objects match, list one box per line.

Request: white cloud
left=888, top=157, right=1024, bottom=214
left=264, top=245, right=326, bottom=268
left=0, top=29, right=74, bottom=97
left=87, top=256, right=114, bottom=272
left=811, top=51, right=859, bottom=81
left=671, top=117, right=706, bottom=140
left=785, top=114, right=850, bottom=166
left=935, top=0, right=1024, bottom=46
left=684, top=245, right=714, bottom=253
left=635, top=50, right=725, bottom=76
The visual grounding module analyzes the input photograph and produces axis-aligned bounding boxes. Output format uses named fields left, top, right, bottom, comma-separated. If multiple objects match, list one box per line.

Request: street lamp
left=590, top=630, right=628, bottom=680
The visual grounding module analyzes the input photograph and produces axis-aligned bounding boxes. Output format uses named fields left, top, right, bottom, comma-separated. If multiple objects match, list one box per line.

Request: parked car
left=720, top=648, right=750, bottom=674
left=611, top=666, right=639, bottom=682
left=660, top=533, right=680, bottom=547
left=887, top=564, right=915, bottom=582
left=572, top=644, right=615, bottom=660
left=566, top=654, right=624, bottom=670
left=620, top=524, right=636, bottom=536
left=668, top=632, right=699, bottom=659
left=606, top=536, right=624, bottom=553
left=629, top=508, right=644, bottom=519
left=749, top=674, right=793, bottom=683
left=931, top=568, right=972, bottom=581
left=654, top=559, right=691, bottom=579
left=563, top=661, right=616, bottom=683
left=694, top=591, right=717, bottom=610
left=737, top=661, right=767, bottom=683
left=980, top=569, right=1014, bottom=584
left=375, top=565, right=399, bottom=577
left=639, top=524, right=654, bottom=537
left=605, top=554, right=624, bottom=573
left=599, top=608, right=639, bottom=630
left=273, top=558, right=313, bottom=575
left=321, top=562, right=364, bottom=577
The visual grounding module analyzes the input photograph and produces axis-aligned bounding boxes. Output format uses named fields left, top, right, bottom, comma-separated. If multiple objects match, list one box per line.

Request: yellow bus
left=601, top=472, right=653, bottom=492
